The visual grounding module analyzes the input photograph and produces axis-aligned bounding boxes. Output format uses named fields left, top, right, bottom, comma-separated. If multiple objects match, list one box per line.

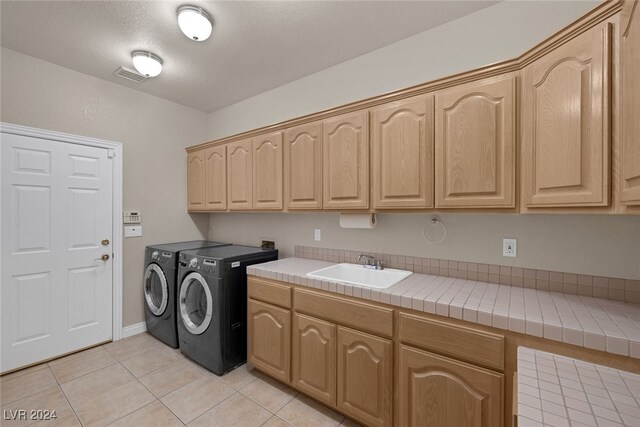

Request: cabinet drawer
left=399, top=312, right=504, bottom=371
left=248, top=276, right=291, bottom=308
left=294, top=289, right=393, bottom=338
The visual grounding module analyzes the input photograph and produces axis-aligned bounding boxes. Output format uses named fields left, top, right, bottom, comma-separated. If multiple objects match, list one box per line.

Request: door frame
left=0, top=122, right=125, bottom=341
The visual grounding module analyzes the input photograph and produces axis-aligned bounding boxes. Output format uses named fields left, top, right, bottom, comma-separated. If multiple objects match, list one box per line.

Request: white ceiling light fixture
left=132, top=51, right=163, bottom=77
left=177, top=5, right=213, bottom=41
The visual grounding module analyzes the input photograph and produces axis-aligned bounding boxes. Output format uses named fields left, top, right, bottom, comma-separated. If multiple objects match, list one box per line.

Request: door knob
left=101, top=239, right=110, bottom=246
left=95, top=254, right=110, bottom=262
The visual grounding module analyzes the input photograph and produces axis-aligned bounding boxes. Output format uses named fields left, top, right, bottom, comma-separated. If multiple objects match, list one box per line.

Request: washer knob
left=151, top=251, right=159, bottom=260
left=189, top=258, right=198, bottom=268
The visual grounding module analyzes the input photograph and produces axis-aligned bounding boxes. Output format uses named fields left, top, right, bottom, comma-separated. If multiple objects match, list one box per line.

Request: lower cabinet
left=292, top=313, right=337, bottom=406
left=247, top=299, right=291, bottom=383
left=337, top=327, right=392, bottom=427
left=399, top=345, right=504, bottom=427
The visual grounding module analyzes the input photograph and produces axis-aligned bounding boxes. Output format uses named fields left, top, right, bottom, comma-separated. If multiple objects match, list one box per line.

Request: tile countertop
left=247, top=258, right=640, bottom=360
left=517, top=347, right=640, bottom=427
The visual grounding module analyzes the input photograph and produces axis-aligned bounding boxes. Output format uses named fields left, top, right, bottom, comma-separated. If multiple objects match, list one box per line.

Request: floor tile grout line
left=51, top=359, right=121, bottom=389
left=184, top=389, right=245, bottom=426
left=0, top=366, right=62, bottom=408
left=50, top=363, right=85, bottom=427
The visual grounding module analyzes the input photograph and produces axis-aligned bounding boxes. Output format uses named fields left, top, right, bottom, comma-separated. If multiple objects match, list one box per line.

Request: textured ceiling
left=1, top=1, right=498, bottom=113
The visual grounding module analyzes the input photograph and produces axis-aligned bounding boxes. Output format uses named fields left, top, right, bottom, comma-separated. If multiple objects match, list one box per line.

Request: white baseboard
left=121, top=321, right=147, bottom=339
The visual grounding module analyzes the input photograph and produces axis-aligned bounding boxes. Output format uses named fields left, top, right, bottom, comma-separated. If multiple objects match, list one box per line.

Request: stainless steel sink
left=307, top=263, right=412, bottom=289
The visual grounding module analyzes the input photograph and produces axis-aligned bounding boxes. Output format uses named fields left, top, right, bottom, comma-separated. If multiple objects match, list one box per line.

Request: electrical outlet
left=503, top=238, right=517, bottom=257
left=314, top=229, right=321, bottom=241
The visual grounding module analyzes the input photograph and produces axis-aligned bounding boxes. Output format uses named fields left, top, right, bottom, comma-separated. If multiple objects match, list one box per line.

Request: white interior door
left=1, top=132, right=113, bottom=372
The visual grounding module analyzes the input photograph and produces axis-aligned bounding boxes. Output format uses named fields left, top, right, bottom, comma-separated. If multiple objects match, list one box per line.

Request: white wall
left=208, top=0, right=599, bottom=139
left=1, top=48, right=211, bottom=326
left=207, top=0, right=640, bottom=281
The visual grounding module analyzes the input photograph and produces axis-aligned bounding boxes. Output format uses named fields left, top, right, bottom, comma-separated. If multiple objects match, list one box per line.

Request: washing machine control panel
left=188, top=258, right=198, bottom=268
left=151, top=251, right=159, bottom=260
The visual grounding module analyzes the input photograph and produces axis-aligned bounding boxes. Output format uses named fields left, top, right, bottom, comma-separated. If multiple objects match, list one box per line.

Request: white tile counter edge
left=517, top=346, right=640, bottom=427
left=248, top=258, right=640, bottom=359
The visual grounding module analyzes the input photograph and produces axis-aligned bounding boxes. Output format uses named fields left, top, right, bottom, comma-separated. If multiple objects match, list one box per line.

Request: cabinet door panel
left=621, top=0, right=640, bottom=204
left=248, top=299, right=291, bottom=383
left=253, top=132, right=283, bottom=210
left=187, top=150, right=206, bottom=211
left=372, top=95, right=434, bottom=208
left=323, top=111, right=369, bottom=209
left=227, top=138, right=253, bottom=210
left=337, top=327, right=392, bottom=427
left=435, top=76, right=515, bottom=208
left=204, top=145, right=227, bottom=211
left=292, top=314, right=336, bottom=406
left=400, top=345, right=503, bottom=427
left=522, top=23, right=610, bottom=207
left=284, top=122, right=323, bottom=209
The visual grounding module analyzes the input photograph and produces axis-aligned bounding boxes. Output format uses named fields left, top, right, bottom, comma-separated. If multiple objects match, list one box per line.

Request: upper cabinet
left=284, top=121, right=323, bottom=210
left=371, top=95, right=435, bottom=209
left=621, top=0, right=640, bottom=205
left=204, top=145, right=227, bottom=211
left=322, top=111, right=369, bottom=209
left=435, top=75, right=516, bottom=208
left=187, top=149, right=206, bottom=211
left=227, top=138, right=253, bottom=210
left=253, top=131, right=283, bottom=210
left=521, top=22, right=611, bottom=208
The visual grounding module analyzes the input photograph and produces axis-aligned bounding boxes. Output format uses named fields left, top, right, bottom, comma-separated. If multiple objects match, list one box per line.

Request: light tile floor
left=0, top=333, right=360, bottom=427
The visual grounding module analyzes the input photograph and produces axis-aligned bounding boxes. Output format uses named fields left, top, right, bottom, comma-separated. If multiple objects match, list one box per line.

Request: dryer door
left=144, top=263, right=168, bottom=316
left=179, top=272, right=213, bottom=335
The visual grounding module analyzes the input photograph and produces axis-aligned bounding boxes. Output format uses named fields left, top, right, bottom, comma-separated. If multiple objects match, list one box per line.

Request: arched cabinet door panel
left=248, top=299, right=291, bottom=383
left=435, top=75, right=516, bottom=208
left=521, top=22, right=611, bottom=208
left=371, top=95, right=435, bottom=209
left=292, top=313, right=336, bottom=406
left=187, top=149, right=206, bottom=211
left=322, top=110, right=369, bottom=209
left=621, top=0, right=640, bottom=204
left=284, top=121, right=323, bottom=209
left=204, top=145, right=227, bottom=211
left=253, top=132, right=283, bottom=210
left=337, top=326, right=392, bottom=427
left=399, top=345, right=503, bottom=427
left=227, top=138, right=253, bottom=210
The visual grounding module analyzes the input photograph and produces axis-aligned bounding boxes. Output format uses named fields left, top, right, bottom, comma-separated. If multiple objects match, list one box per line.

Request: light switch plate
left=125, top=226, right=142, bottom=237
left=314, top=229, right=321, bottom=241
left=503, top=238, right=517, bottom=257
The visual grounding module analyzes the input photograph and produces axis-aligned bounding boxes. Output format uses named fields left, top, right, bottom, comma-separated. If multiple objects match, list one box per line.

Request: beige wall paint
left=207, top=0, right=640, bottom=281
left=208, top=213, right=640, bottom=280
left=1, top=48, right=210, bottom=327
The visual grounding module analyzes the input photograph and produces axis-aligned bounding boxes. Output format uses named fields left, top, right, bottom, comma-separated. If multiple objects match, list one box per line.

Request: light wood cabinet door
left=284, top=121, right=323, bottom=209
left=435, top=75, right=516, bottom=208
left=371, top=95, right=434, bottom=209
left=227, top=138, right=253, bottom=210
left=322, top=111, right=369, bottom=209
left=292, top=314, right=336, bottom=406
left=621, top=0, right=640, bottom=204
left=187, top=149, right=206, bottom=211
left=248, top=299, right=291, bottom=383
left=204, top=145, right=227, bottom=211
left=253, top=132, right=283, bottom=210
left=337, top=327, right=392, bottom=427
left=399, top=345, right=503, bottom=427
left=521, top=22, right=611, bottom=207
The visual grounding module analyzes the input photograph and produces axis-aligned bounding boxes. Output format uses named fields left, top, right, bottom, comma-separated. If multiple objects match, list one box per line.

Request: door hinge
left=107, top=149, right=115, bottom=158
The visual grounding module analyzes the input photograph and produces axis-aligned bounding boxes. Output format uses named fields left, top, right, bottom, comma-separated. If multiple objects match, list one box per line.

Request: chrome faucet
left=357, top=254, right=384, bottom=270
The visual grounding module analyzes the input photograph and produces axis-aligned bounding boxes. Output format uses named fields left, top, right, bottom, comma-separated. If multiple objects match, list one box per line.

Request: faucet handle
left=375, top=260, right=384, bottom=270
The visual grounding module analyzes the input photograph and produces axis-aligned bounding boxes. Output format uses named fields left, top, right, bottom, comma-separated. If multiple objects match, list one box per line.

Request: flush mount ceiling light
left=177, top=5, right=213, bottom=41
left=131, top=51, right=163, bottom=77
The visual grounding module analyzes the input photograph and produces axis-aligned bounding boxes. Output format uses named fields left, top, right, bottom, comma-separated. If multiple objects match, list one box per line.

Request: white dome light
left=177, top=5, right=213, bottom=42
left=132, top=51, right=163, bottom=77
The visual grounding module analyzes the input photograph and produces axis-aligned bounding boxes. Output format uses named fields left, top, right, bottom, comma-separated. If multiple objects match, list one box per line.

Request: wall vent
left=113, top=66, right=147, bottom=83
